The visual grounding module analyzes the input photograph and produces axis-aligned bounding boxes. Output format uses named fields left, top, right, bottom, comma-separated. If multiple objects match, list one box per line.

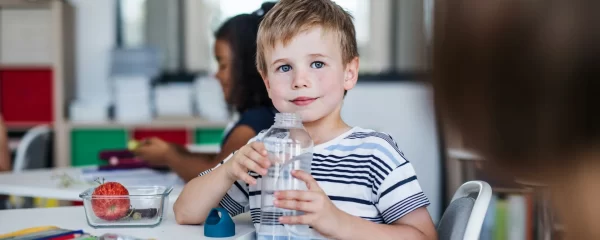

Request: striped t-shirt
left=217, top=126, right=430, bottom=230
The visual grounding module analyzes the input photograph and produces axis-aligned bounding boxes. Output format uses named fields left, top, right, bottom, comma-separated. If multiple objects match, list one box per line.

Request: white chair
left=437, top=180, right=492, bottom=240
left=6, top=125, right=52, bottom=209
left=12, top=125, right=52, bottom=172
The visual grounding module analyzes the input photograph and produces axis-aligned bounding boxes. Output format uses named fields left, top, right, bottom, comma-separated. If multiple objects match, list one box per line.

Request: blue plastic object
left=204, top=208, right=236, bottom=238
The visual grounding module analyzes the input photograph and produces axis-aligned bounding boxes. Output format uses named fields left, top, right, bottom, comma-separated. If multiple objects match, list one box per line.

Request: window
left=206, top=0, right=395, bottom=75
left=119, top=0, right=148, bottom=47
left=218, top=0, right=272, bottom=23
left=424, top=0, right=434, bottom=45
left=331, top=0, right=370, bottom=47
left=121, top=0, right=408, bottom=78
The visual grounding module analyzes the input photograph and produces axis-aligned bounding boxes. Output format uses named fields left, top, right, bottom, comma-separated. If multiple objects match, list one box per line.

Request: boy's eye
left=311, top=61, right=324, bottom=69
left=277, top=65, right=292, bottom=72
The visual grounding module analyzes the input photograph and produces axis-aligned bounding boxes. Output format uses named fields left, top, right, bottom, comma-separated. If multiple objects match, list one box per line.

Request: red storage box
left=0, top=68, right=53, bottom=124
left=132, top=129, right=189, bottom=145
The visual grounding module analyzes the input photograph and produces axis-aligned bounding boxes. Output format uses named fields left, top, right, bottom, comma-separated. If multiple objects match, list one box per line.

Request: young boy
left=174, top=0, right=437, bottom=239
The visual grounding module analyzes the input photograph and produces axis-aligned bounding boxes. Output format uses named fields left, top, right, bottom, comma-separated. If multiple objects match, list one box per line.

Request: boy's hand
left=274, top=170, right=345, bottom=239
left=223, top=142, right=271, bottom=185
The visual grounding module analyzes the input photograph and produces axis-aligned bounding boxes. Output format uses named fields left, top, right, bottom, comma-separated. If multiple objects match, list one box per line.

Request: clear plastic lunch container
left=79, top=185, right=173, bottom=228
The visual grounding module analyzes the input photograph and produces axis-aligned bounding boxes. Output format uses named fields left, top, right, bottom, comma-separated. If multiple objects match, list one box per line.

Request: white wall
left=342, top=82, right=442, bottom=222
left=68, top=0, right=116, bottom=101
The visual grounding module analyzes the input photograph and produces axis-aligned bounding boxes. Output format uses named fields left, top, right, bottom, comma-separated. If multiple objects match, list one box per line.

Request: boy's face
left=261, top=27, right=359, bottom=122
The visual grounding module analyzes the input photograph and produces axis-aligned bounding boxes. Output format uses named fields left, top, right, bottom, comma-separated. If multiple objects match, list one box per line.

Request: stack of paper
left=154, top=83, right=194, bottom=117
left=194, top=76, right=229, bottom=121
left=69, top=98, right=111, bottom=122
left=113, top=75, right=153, bottom=123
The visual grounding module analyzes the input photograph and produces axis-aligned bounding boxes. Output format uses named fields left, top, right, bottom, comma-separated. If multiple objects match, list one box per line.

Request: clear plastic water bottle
left=257, top=113, right=314, bottom=240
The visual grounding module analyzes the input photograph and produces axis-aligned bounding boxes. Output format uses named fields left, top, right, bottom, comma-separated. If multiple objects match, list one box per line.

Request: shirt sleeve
left=215, top=132, right=267, bottom=217
left=373, top=134, right=430, bottom=224
left=212, top=152, right=250, bottom=217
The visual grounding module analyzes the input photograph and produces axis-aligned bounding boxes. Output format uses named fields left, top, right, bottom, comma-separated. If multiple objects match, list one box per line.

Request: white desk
left=0, top=205, right=256, bottom=240
left=0, top=167, right=184, bottom=202
left=0, top=143, right=216, bottom=202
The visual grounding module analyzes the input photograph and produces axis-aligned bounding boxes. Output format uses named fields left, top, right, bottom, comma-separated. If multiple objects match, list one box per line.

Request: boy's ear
left=343, top=57, right=359, bottom=91
left=260, top=70, right=272, bottom=98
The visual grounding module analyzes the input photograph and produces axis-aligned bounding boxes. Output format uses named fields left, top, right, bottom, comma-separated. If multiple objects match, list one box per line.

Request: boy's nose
left=292, top=72, right=311, bottom=89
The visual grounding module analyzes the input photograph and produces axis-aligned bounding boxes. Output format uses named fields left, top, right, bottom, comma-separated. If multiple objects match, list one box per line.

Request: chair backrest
left=12, top=125, right=52, bottom=172
left=437, top=181, right=492, bottom=240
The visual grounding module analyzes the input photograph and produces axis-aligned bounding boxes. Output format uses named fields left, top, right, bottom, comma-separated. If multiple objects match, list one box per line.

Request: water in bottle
left=257, top=113, right=315, bottom=240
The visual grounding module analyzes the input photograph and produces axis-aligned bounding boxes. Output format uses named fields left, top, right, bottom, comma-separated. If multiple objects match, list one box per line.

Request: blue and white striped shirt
left=218, top=127, right=430, bottom=230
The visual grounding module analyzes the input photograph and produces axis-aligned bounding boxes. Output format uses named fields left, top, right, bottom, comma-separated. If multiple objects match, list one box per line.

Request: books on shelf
left=480, top=190, right=549, bottom=240
left=113, top=76, right=152, bottom=123
left=69, top=99, right=111, bottom=123
left=193, top=76, right=229, bottom=122
left=154, top=83, right=194, bottom=117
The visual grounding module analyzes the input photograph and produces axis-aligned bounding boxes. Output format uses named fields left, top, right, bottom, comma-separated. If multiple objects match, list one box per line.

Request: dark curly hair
left=214, top=2, right=276, bottom=114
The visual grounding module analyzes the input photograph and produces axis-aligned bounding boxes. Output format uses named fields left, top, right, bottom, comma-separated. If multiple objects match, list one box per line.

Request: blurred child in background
left=132, top=3, right=277, bottom=182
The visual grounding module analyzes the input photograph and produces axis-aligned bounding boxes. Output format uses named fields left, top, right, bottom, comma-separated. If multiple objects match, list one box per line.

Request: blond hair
left=256, top=0, right=358, bottom=75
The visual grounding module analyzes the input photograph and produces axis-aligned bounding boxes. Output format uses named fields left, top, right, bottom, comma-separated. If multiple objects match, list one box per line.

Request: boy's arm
left=173, top=164, right=236, bottom=225
left=174, top=132, right=266, bottom=225
left=336, top=207, right=437, bottom=240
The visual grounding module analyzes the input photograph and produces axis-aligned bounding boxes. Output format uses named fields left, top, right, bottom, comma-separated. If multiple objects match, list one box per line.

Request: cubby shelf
left=0, top=0, right=74, bottom=167
left=0, top=1, right=228, bottom=168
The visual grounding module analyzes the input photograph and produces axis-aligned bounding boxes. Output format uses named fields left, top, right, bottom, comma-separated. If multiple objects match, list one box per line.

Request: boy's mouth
left=290, top=96, right=318, bottom=106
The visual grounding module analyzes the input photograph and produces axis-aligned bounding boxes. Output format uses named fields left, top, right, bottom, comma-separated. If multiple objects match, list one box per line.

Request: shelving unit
left=0, top=0, right=74, bottom=168
left=0, top=0, right=227, bottom=168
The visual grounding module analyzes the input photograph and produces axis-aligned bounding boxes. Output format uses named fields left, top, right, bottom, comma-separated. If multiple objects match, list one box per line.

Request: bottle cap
left=204, top=208, right=236, bottom=238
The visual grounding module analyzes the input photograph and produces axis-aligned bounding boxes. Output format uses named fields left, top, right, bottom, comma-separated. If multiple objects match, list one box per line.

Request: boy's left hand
left=273, top=170, right=346, bottom=238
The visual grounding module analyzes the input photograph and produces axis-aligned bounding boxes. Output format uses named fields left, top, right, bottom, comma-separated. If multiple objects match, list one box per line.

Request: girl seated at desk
left=132, top=3, right=277, bottom=182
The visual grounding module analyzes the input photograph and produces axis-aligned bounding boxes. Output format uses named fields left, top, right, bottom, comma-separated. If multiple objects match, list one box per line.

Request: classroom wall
left=67, top=0, right=116, bottom=101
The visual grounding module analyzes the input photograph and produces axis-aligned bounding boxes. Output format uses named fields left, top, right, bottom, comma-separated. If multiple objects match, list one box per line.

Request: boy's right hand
left=223, top=142, right=271, bottom=185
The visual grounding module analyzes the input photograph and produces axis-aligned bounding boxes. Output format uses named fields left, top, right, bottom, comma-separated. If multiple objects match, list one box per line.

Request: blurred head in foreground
left=432, top=0, right=600, bottom=237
